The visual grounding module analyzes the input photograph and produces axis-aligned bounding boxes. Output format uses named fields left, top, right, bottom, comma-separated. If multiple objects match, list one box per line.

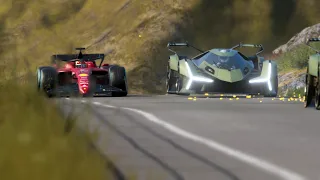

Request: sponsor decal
left=79, top=73, right=89, bottom=77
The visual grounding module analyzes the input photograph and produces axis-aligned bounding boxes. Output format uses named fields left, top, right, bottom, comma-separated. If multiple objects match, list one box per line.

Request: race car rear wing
left=231, top=42, right=264, bottom=55
left=51, top=48, right=106, bottom=67
left=305, top=38, right=320, bottom=53
left=167, top=41, right=204, bottom=54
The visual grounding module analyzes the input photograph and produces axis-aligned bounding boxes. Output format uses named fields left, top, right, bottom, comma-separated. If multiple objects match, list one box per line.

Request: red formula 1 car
left=36, top=48, right=128, bottom=97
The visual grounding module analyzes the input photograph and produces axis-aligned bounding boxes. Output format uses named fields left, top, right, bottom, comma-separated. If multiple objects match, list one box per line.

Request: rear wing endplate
left=231, top=42, right=264, bottom=55
left=306, top=38, right=320, bottom=53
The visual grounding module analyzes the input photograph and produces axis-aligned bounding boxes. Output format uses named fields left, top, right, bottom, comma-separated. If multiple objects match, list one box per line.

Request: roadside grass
left=277, top=43, right=320, bottom=72
left=0, top=78, right=112, bottom=180
left=285, top=87, right=305, bottom=98
left=276, top=42, right=319, bottom=97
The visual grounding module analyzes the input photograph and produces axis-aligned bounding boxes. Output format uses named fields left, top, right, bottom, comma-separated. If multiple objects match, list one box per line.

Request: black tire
left=109, top=65, right=128, bottom=97
left=304, top=70, right=315, bottom=108
left=166, top=63, right=178, bottom=94
left=315, top=69, right=320, bottom=110
left=37, top=66, right=57, bottom=97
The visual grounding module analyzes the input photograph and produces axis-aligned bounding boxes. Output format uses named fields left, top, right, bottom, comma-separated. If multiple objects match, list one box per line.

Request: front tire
left=166, top=66, right=178, bottom=94
left=37, top=66, right=57, bottom=97
left=304, top=70, right=314, bottom=108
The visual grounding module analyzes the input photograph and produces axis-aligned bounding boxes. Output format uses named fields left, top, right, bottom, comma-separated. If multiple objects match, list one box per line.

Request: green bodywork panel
left=169, top=54, right=179, bottom=71
left=198, top=61, right=244, bottom=82
left=308, top=54, right=320, bottom=77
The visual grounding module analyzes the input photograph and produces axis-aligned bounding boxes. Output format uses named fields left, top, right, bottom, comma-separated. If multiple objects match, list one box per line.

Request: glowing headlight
left=249, top=63, right=272, bottom=91
left=186, top=63, right=213, bottom=90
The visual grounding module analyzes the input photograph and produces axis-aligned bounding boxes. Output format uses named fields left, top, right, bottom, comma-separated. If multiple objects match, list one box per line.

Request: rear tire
left=304, top=70, right=314, bottom=108
left=166, top=63, right=178, bottom=94
left=109, top=65, right=128, bottom=97
left=37, top=66, right=57, bottom=97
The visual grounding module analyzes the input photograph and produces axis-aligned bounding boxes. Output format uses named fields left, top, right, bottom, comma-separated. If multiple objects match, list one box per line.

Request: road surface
left=59, top=95, right=320, bottom=180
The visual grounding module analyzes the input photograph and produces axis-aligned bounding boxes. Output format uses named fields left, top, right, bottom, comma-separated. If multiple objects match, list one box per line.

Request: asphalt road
left=59, top=94, right=320, bottom=180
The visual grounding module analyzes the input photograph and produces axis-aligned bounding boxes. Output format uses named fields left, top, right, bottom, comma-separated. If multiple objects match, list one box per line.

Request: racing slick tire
left=37, top=66, right=58, bottom=97
left=109, top=65, right=128, bottom=97
left=304, top=68, right=315, bottom=108
left=166, top=63, right=178, bottom=94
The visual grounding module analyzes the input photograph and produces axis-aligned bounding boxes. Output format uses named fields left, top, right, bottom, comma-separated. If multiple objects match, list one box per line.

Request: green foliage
left=285, top=87, right=305, bottom=98
left=277, top=43, right=320, bottom=72
left=0, top=80, right=111, bottom=180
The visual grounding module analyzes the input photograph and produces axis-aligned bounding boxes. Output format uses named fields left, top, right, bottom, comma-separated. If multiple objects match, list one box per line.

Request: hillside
left=0, top=0, right=319, bottom=94
left=275, top=23, right=320, bottom=96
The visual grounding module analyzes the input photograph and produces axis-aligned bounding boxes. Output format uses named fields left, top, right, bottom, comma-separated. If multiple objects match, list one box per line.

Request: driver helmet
left=75, top=60, right=87, bottom=68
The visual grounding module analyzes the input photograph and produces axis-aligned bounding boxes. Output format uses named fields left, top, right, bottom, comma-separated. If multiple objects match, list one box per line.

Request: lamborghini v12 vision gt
left=166, top=42, right=278, bottom=97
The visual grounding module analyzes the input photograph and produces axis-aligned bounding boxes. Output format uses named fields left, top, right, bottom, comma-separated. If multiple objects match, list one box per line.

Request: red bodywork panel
left=55, top=61, right=109, bottom=94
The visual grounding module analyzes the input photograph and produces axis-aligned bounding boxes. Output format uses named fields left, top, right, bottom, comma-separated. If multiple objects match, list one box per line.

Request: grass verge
left=0, top=80, right=111, bottom=180
left=277, top=43, right=320, bottom=72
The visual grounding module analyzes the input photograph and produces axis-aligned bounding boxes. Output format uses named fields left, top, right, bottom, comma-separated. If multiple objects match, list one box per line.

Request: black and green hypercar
left=304, top=38, right=320, bottom=110
left=166, top=42, right=278, bottom=97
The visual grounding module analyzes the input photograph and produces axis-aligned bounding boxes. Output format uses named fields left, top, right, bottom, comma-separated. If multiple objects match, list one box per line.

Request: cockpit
left=75, top=60, right=87, bottom=68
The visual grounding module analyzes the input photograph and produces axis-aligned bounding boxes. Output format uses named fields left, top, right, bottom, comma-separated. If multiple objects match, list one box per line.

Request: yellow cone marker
left=205, top=93, right=209, bottom=96
left=236, top=97, right=239, bottom=100
left=188, top=97, right=193, bottom=100
left=220, top=97, right=223, bottom=100
left=139, top=34, right=142, bottom=38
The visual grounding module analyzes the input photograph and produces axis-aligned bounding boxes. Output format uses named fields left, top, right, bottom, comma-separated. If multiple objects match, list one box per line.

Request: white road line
left=85, top=101, right=305, bottom=180
left=93, top=101, right=116, bottom=108
left=120, top=107, right=306, bottom=180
